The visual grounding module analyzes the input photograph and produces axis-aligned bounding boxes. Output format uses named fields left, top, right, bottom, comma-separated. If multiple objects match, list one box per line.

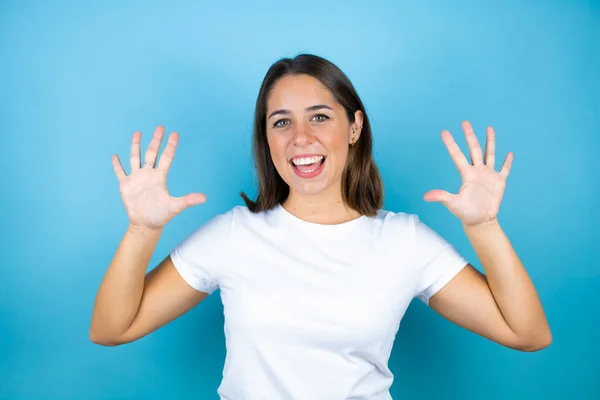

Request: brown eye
left=273, top=119, right=290, bottom=128
left=312, top=114, right=329, bottom=122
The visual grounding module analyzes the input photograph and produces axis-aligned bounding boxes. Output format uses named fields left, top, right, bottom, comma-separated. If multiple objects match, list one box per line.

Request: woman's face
left=265, top=74, right=362, bottom=200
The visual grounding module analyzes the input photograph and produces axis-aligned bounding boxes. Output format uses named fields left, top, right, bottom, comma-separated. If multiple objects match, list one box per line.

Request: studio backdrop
left=1, top=0, right=598, bottom=399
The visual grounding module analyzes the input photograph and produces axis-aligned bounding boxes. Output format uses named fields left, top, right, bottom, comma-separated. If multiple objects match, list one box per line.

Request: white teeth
left=291, top=155, right=324, bottom=166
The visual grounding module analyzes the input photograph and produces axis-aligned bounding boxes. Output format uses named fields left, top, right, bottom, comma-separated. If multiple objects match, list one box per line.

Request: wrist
left=127, top=224, right=164, bottom=238
left=462, top=218, right=501, bottom=234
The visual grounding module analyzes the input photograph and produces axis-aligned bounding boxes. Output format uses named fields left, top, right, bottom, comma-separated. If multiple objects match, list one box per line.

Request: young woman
left=90, top=54, right=551, bottom=399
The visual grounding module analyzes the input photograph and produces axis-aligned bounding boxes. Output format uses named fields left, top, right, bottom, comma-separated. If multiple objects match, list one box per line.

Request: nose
left=291, top=121, right=313, bottom=146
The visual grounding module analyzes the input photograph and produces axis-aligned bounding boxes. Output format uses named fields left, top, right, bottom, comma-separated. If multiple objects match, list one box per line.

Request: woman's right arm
left=90, top=126, right=208, bottom=346
left=89, top=225, right=208, bottom=346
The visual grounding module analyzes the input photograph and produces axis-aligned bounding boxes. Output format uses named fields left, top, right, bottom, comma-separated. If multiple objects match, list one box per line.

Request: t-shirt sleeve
left=169, top=209, right=234, bottom=295
left=411, top=214, right=468, bottom=305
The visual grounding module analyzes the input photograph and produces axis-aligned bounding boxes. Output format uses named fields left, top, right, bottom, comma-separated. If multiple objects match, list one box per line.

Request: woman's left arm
left=429, top=221, right=551, bottom=351
left=423, top=121, right=551, bottom=352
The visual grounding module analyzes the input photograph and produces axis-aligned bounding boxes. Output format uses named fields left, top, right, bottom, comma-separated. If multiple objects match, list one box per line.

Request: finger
left=130, top=131, right=142, bottom=171
left=157, top=131, right=179, bottom=171
left=169, top=193, right=207, bottom=216
left=112, top=154, right=126, bottom=182
left=144, top=126, right=166, bottom=167
left=499, top=152, right=514, bottom=179
left=484, top=126, right=496, bottom=169
left=441, top=130, right=470, bottom=173
left=424, top=189, right=454, bottom=205
left=462, top=120, right=483, bottom=165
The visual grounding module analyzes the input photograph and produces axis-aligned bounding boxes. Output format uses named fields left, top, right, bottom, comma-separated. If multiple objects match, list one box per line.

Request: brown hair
left=240, top=54, right=383, bottom=216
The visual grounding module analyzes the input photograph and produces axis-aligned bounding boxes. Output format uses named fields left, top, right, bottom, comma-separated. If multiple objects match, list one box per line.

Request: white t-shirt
left=170, top=204, right=468, bottom=399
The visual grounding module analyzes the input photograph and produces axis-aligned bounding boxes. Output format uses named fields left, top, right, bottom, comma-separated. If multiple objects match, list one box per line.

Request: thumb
left=423, top=190, right=453, bottom=205
left=170, top=193, right=207, bottom=216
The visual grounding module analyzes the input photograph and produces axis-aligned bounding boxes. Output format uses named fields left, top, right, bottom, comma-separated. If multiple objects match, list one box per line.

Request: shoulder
left=188, top=204, right=285, bottom=237
left=203, top=205, right=268, bottom=224
left=222, top=204, right=283, bottom=234
left=368, top=209, right=448, bottom=252
left=374, top=209, right=438, bottom=234
left=369, top=208, right=418, bottom=235
left=171, top=206, right=257, bottom=259
left=229, top=204, right=276, bottom=223
left=353, top=209, right=419, bottom=254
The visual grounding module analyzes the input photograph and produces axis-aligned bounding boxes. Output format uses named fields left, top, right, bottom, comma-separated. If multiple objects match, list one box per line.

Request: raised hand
left=112, top=126, right=206, bottom=230
left=423, top=120, right=513, bottom=227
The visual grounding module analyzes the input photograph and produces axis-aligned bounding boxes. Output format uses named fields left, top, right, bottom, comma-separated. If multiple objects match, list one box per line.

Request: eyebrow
left=267, top=104, right=333, bottom=120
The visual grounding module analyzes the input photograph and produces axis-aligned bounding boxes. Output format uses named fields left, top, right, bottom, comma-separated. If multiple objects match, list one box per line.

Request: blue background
left=1, top=0, right=598, bottom=399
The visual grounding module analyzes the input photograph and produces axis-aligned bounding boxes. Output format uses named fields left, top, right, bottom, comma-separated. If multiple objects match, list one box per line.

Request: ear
left=350, top=110, right=364, bottom=145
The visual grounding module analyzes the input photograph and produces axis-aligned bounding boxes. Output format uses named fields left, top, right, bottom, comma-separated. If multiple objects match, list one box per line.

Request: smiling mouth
left=289, top=155, right=327, bottom=176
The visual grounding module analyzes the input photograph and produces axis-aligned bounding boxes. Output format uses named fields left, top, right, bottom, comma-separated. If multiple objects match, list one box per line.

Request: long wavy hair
left=240, top=54, right=383, bottom=216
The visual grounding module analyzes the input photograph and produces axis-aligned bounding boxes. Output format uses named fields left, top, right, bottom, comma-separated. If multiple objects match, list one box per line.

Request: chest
left=219, top=231, right=416, bottom=349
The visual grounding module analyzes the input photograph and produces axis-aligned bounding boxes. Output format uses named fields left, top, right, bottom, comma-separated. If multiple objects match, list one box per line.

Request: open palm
left=424, top=121, right=513, bottom=227
left=112, top=126, right=207, bottom=230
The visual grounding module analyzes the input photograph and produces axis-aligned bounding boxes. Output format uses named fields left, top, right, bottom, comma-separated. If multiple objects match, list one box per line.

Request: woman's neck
left=281, top=191, right=361, bottom=225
